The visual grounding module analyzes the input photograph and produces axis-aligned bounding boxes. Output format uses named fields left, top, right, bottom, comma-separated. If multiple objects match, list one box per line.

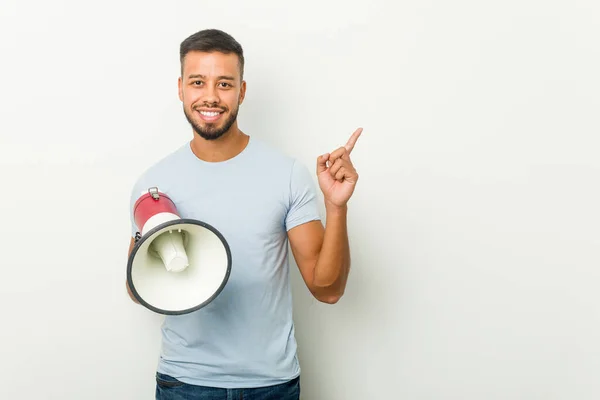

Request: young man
left=126, top=29, right=362, bottom=400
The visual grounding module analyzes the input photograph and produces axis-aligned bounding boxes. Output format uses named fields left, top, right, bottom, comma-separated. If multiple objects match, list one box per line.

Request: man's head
left=178, top=29, right=246, bottom=141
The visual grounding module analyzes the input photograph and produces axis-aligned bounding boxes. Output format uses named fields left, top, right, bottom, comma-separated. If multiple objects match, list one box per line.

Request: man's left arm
left=288, top=128, right=363, bottom=304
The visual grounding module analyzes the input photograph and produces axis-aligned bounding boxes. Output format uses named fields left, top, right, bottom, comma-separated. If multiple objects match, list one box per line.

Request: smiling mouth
left=199, top=110, right=222, bottom=117
left=196, top=109, right=225, bottom=122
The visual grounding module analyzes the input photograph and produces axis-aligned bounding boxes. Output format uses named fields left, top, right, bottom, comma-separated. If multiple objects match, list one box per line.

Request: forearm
left=126, top=280, right=140, bottom=304
left=312, top=204, right=351, bottom=294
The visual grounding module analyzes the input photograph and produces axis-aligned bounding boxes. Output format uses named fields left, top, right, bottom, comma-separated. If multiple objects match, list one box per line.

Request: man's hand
left=317, top=128, right=363, bottom=209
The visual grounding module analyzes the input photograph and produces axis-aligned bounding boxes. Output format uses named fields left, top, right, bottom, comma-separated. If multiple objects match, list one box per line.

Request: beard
left=183, top=103, right=239, bottom=141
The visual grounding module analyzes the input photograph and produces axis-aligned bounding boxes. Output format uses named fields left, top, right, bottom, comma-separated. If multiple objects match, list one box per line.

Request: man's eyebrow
left=187, top=74, right=235, bottom=80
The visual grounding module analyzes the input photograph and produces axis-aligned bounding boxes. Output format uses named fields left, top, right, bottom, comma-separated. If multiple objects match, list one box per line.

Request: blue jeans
left=155, top=372, right=300, bottom=400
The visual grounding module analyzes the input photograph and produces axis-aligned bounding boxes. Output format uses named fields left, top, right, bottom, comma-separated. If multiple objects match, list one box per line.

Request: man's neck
left=189, top=127, right=249, bottom=163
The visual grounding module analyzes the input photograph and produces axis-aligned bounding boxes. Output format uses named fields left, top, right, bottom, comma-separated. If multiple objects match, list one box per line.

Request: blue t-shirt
left=128, top=136, right=321, bottom=388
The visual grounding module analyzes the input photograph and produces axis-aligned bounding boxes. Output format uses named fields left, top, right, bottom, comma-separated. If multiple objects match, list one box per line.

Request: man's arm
left=288, top=205, right=350, bottom=304
left=288, top=127, right=362, bottom=304
left=126, top=237, right=140, bottom=304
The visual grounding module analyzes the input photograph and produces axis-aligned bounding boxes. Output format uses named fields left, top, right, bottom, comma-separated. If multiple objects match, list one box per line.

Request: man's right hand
left=126, top=237, right=140, bottom=304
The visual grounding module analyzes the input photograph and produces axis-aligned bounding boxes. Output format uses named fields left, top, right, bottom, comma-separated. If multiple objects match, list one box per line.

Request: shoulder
left=144, top=143, right=190, bottom=175
left=247, top=136, right=313, bottom=182
left=129, top=142, right=189, bottom=197
left=250, top=137, right=317, bottom=193
left=247, top=136, right=296, bottom=168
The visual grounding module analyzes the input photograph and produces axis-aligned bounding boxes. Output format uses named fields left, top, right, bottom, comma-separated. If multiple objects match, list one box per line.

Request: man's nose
left=202, top=85, right=220, bottom=105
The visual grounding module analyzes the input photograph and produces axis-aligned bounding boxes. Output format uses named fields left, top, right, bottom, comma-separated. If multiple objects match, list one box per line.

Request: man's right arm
left=126, top=237, right=140, bottom=304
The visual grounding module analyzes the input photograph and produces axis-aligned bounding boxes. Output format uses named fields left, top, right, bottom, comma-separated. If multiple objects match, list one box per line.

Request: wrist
left=324, top=201, right=348, bottom=216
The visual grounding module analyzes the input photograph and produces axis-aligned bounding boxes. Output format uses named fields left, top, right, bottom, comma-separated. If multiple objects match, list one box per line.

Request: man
left=126, top=28, right=362, bottom=399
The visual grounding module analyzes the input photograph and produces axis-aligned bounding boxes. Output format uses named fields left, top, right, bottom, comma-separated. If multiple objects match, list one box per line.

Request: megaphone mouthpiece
left=151, top=229, right=189, bottom=272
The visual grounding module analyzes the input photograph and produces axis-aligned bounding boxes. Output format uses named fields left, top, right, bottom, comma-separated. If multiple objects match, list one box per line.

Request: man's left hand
left=316, top=127, right=363, bottom=209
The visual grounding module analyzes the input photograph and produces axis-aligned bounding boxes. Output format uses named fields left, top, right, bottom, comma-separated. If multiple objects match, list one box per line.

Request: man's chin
left=199, top=133, right=225, bottom=141
left=194, top=126, right=228, bottom=141
left=184, top=107, right=238, bottom=141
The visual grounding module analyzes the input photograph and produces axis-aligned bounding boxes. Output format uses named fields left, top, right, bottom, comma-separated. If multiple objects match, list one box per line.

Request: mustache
left=194, top=104, right=227, bottom=112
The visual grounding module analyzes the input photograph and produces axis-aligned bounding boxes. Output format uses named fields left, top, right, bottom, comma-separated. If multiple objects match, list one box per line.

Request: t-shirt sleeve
left=285, top=159, right=322, bottom=231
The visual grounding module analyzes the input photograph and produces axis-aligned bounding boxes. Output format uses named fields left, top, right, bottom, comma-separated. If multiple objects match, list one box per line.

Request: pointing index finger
left=345, top=127, right=363, bottom=153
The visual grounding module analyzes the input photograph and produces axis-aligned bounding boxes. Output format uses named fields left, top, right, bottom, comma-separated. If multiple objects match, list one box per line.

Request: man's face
left=178, top=51, right=246, bottom=141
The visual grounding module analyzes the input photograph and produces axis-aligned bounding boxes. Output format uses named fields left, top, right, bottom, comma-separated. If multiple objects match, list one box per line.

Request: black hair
left=179, top=29, right=245, bottom=78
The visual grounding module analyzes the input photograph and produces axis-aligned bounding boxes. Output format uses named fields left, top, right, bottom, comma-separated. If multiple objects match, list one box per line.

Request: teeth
left=200, top=111, right=220, bottom=117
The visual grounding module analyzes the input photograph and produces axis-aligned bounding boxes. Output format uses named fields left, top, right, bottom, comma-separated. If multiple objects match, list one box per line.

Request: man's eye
left=219, top=82, right=231, bottom=87
left=193, top=81, right=203, bottom=85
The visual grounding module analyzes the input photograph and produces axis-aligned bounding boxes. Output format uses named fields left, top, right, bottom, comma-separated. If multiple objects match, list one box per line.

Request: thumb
left=316, top=153, right=329, bottom=175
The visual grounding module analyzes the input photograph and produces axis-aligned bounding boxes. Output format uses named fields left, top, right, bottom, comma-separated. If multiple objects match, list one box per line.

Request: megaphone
left=127, top=187, right=231, bottom=315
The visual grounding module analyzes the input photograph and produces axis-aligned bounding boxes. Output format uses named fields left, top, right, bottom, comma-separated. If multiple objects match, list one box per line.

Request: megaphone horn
left=127, top=187, right=232, bottom=315
left=133, top=187, right=189, bottom=272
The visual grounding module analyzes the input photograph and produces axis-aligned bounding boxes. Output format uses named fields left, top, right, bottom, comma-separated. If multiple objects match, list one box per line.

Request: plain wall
left=1, top=1, right=599, bottom=399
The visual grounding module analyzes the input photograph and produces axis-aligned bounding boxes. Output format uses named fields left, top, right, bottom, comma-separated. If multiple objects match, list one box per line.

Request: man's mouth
left=196, top=109, right=224, bottom=122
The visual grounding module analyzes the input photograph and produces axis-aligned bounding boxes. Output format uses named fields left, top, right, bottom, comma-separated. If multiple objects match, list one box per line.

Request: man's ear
left=178, top=76, right=183, bottom=102
left=239, top=80, right=246, bottom=105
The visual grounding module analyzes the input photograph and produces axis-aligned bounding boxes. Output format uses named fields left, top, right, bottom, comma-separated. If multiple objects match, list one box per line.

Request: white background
left=1, top=0, right=599, bottom=399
